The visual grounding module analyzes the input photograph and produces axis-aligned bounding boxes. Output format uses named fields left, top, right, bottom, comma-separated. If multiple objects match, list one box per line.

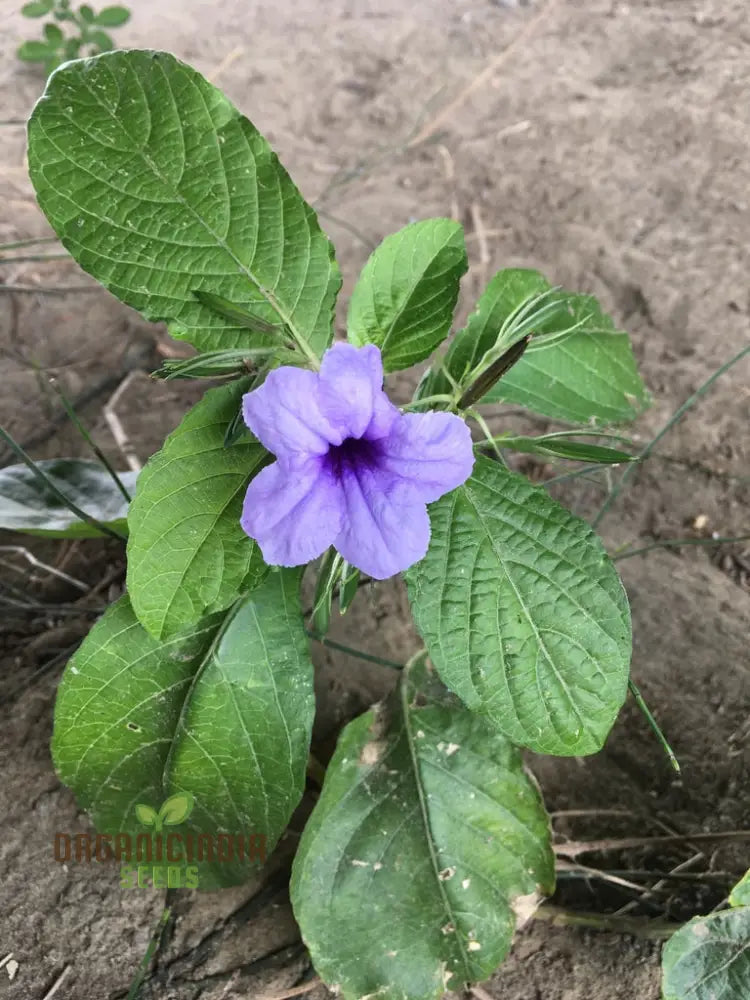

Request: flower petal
left=241, top=459, right=344, bottom=566
left=318, top=342, right=399, bottom=440
left=380, top=411, right=475, bottom=502
left=334, top=465, right=430, bottom=579
left=242, top=367, right=342, bottom=459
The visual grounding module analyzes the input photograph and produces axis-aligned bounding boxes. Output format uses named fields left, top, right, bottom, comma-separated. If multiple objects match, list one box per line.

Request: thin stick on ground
left=41, top=966, right=72, bottom=1000
left=556, top=830, right=750, bottom=860
left=258, top=978, right=323, bottom=1000
left=104, top=371, right=144, bottom=472
left=407, top=0, right=559, bottom=147
left=0, top=546, right=90, bottom=593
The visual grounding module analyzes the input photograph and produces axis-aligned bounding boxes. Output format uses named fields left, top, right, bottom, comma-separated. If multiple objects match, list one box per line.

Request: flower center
left=324, top=436, right=383, bottom=481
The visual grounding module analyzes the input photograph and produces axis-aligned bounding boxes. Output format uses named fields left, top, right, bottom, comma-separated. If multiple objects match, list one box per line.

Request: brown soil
left=1, top=0, right=749, bottom=997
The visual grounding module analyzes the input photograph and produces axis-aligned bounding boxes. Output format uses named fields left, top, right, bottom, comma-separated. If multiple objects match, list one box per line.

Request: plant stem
left=305, top=630, right=404, bottom=670
left=613, top=534, right=750, bottom=561
left=532, top=903, right=679, bottom=940
left=628, top=678, right=680, bottom=773
left=126, top=906, right=171, bottom=1000
left=402, top=394, right=456, bottom=410
left=592, top=344, right=750, bottom=528
left=52, top=384, right=133, bottom=502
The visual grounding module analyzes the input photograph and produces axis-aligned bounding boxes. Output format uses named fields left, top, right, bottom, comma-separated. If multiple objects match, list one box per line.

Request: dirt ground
left=1, top=0, right=749, bottom=997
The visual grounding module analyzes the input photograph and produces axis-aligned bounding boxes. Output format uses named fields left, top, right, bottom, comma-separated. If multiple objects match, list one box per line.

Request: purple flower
left=240, top=343, right=474, bottom=580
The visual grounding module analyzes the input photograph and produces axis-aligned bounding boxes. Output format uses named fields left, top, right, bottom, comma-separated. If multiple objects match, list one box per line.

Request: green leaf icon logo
left=134, top=803, right=158, bottom=828
left=158, top=792, right=195, bottom=827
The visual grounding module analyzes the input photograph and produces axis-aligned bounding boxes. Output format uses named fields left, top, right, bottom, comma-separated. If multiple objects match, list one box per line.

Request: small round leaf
left=94, top=4, right=130, bottom=25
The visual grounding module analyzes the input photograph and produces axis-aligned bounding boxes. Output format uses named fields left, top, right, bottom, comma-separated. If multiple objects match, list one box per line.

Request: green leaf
left=21, top=1, right=53, bottom=16
left=63, top=36, right=81, bottom=59
left=52, top=570, right=314, bottom=887
left=28, top=50, right=340, bottom=360
left=422, top=269, right=649, bottom=425
left=126, top=380, right=268, bottom=640
left=43, top=21, right=64, bottom=42
left=291, top=655, right=555, bottom=1000
left=17, top=40, right=54, bottom=60
left=134, top=803, right=158, bottom=826
left=78, top=4, right=95, bottom=22
left=89, top=29, right=114, bottom=50
left=730, top=870, right=750, bottom=908
left=311, top=549, right=341, bottom=637
left=338, top=561, right=360, bottom=615
left=662, top=908, right=750, bottom=1000
left=407, top=455, right=631, bottom=755
left=347, top=219, right=468, bottom=372
left=498, top=435, right=634, bottom=465
left=93, top=4, right=130, bottom=25
left=0, top=459, right=136, bottom=538
left=158, top=791, right=194, bottom=826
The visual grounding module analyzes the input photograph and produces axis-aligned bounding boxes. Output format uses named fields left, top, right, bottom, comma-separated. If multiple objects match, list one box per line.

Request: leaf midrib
left=39, top=57, right=315, bottom=359
left=399, top=676, right=473, bottom=982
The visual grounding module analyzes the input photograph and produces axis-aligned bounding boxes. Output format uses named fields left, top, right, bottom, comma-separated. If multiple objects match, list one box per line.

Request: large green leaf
left=126, top=379, right=268, bottom=640
left=291, top=655, right=554, bottom=1000
left=421, top=269, right=648, bottom=425
left=662, top=908, right=750, bottom=1000
left=347, top=219, right=468, bottom=372
left=28, top=50, right=340, bottom=360
left=407, top=455, right=631, bottom=755
left=52, top=569, right=313, bottom=887
left=0, top=459, right=137, bottom=538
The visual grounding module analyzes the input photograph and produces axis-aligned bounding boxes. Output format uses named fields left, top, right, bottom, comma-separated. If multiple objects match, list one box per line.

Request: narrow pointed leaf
left=126, top=379, right=269, bottom=640
left=498, top=436, right=634, bottom=465
left=93, top=5, right=130, bottom=26
left=0, top=459, right=137, bottom=538
left=407, top=456, right=631, bottom=755
left=662, top=908, right=750, bottom=1000
left=348, top=219, right=468, bottom=372
left=52, top=570, right=314, bottom=887
left=421, top=269, right=648, bottom=425
left=28, top=50, right=340, bottom=358
left=730, top=870, right=750, bottom=908
left=21, top=1, right=54, bottom=16
left=291, top=656, right=554, bottom=1000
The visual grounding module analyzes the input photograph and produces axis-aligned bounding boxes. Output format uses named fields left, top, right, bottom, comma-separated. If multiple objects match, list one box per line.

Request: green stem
left=592, top=344, right=750, bottom=528
left=628, top=678, right=680, bottom=774
left=0, top=254, right=70, bottom=264
left=0, top=426, right=127, bottom=541
left=52, top=385, right=133, bottom=502
left=305, top=630, right=404, bottom=670
left=613, top=534, right=750, bottom=561
left=402, top=394, right=456, bottom=411
left=0, top=237, right=58, bottom=252
left=126, top=906, right=171, bottom=1000
left=532, top=904, right=679, bottom=940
